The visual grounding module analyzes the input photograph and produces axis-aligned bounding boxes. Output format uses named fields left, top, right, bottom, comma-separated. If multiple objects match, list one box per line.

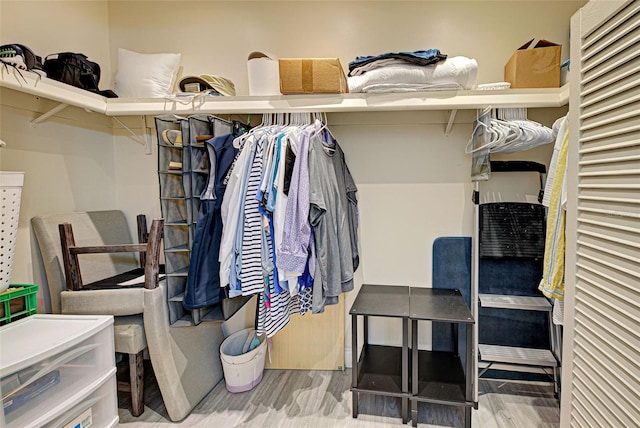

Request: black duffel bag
left=43, top=52, right=117, bottom=98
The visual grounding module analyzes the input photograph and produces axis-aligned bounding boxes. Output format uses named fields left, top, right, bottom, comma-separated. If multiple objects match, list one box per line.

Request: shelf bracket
left=113, top=116, right=153, bottom=155
left=445, top=109, right=458, bottom=135
left=30, top=103, right=69, bottom=127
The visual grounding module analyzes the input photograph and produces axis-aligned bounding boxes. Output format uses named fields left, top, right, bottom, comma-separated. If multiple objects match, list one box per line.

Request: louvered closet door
left=568, top=1, right=640, bottom=427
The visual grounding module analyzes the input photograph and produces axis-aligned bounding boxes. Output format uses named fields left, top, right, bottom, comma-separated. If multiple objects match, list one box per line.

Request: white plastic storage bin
left=0, top=172, right=24, bottom=292
left=220, top=328, right=267, bottom=393
left=247, top=51, right=280, bottom=96
left=0, top=314, right=117, bottom=428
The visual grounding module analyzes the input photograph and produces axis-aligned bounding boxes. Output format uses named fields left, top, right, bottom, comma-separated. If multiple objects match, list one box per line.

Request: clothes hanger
left=489, top=118, right=521, bottom=151
left=465, top=107, right=499, bottom=154
left=233, top=113, right=267, bottom=149
left=232, top=120, right=250, bottom=136
left=468, top=106, right=554, bottom=154
left=309, top=112, right=336, bottom=153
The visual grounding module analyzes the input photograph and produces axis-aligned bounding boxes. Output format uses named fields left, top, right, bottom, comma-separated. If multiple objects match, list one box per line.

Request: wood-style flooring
left=118, top=365, right=560, bottom=427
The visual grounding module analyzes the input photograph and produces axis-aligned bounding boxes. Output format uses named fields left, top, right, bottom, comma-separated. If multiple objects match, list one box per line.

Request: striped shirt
left=240, top=132, right=268, bottom=296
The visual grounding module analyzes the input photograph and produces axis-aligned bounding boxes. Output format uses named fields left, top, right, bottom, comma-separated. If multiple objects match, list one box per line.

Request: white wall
left=0, top=92, right=117, bottom=311
left=1, top=1, right=581, bottom=352
left=106, top=1, right=583, bottom=94
left=112, top=123, right=163, bottom=231
left=0, top=0, right=113, bottom=86
left=335, top=109, right=561, bottom=351
left=0, top=0, right=113, bottom=309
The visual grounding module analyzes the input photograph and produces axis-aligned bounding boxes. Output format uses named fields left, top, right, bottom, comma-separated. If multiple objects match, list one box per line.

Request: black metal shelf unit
left=350, top=285, right=410, bottom=424
left=409, top=288, right=474, bottom=427
left=350, top=285, right=475, bottom=427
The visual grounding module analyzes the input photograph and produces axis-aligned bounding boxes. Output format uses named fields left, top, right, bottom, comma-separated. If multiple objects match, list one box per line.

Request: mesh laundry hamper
left=0, top=172, right=24, bottom=292
left=220, top=328, right=267, bottom=393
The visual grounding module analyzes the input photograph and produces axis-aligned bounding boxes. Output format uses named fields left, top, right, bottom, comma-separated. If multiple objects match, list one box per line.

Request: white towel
left=360, top=82, right=464, bottom=93
left=348, top=56, right=478, bottom=93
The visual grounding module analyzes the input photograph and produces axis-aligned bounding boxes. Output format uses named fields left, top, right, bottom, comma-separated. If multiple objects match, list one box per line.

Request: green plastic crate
left=0, top=284, right=38, bottom=325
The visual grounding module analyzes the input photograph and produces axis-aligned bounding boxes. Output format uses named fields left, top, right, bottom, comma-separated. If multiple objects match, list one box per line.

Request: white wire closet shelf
left=1, top=71, right=569, bottom=117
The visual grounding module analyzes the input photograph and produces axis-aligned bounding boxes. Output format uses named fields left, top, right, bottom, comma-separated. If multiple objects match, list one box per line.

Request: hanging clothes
left=274, top=125, right=317, bottom=317
left=216, top=115, right=359, bottom=336
left=256, top=129, right=305, bottom=336
left=183, top=130, right=240, bottom=310
left=219, top=133, right=256, bottom=297
left=539, top=116, right=568, bottom=300
left=240, top=132, right=269, bottom=296
left=307, top=128, right=356, bottom=313
left=277, top=125, right=313, bottom=277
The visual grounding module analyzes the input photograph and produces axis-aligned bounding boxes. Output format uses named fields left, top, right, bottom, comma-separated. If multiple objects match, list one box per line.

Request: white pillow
left=114, top=48, right=181, bottom=98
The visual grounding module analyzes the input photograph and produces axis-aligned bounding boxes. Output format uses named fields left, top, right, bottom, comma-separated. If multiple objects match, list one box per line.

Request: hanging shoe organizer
left=154, top=114, right=233, bottom=326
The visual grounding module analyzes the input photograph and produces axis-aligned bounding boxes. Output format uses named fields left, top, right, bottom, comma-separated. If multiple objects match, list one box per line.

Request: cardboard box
left=279, top=58, right=348, bottom=94
left=504, top=39, right=561, bottom=88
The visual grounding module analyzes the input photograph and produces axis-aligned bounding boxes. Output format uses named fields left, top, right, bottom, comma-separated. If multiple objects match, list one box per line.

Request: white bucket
left=0, top=172, right=24, bottom=293
left=220, top=328, right=267, bottom=393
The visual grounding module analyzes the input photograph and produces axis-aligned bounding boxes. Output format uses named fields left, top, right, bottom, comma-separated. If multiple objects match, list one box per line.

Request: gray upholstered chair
left=32, top=210, right=257, bottom=422
left=32, top=211, right=161, bottom=417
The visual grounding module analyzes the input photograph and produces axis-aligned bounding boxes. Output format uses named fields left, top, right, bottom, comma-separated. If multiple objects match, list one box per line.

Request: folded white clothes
left=348, top=56, right=478, bottom=93
left=360, top=82, right=464, bottom=93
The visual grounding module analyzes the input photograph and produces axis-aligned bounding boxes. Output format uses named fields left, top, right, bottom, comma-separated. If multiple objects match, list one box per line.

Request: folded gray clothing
left=348, top=49, right=447, bottom=75
left=350, top=58, right=429, bottom=76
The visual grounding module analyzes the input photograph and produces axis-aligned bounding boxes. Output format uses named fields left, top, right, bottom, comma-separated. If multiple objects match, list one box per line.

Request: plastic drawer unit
left=0, top=314, right=117, bottom=428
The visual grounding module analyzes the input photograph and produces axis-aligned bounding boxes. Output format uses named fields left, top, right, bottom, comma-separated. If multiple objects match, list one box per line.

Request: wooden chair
left=58, top=215, right=163, bottom=417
